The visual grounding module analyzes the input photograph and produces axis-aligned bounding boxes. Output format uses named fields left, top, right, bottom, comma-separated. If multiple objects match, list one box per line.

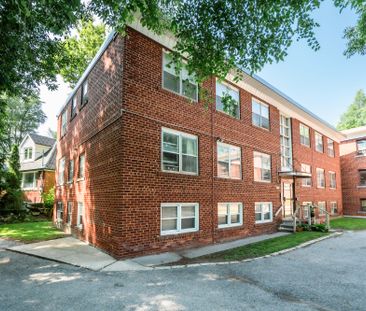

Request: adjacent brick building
left=20, top=133, right=56, bottom=203
left=340, top=126, right=366, bottom=216
left=54, top=23, right=345, bottom=259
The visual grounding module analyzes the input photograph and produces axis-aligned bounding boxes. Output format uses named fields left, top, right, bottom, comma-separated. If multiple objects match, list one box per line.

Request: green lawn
left=0, top=221, right=65, bottom=243
left=195, top=231, right=327, bottom=262
left=330, top=217, right=366, bottom=230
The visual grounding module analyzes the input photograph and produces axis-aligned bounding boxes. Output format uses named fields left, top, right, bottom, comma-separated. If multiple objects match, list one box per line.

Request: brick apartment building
left=340, top=126, right=366, bottom=216
left=55, top=22, right=345, bottom=259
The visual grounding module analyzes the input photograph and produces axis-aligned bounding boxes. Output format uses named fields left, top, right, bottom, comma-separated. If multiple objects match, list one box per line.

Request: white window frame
left=78, top=154, right=85, bottom=180
left=361, top=199, right=366, bottom=212
left=215, top=80, right=240, bottom=119
left=162, top=51, right=198, bottom=101
left=81, top=80, right=88, bottom=106
left=71, top=96, right=77, bottom=118
left=252, top=98, right=270, bottom=130
left=357, top=140, right=366, bottom=156
left=255, top=202, right=273, bottom=224
left=316, top=168, right=325, bottom=189
left=217, top=142, right=242, bottom=179
left=68, top=159, right=74, bottom=183
left=23, top=147, right=33, bottom=161
left=330, top=201, right=338, bottom=215
left=58, top=157, right=65, bottom=185
left=253, top=151, right=271, bottom=183
left=301, top=163, right=312, bottom=187
left=217, top=203, right=243, bottom=228
left=280, top=114, right=292, bottom=171
left=56, top=202, right=64, bottom=223
left=22, top=172, right=36, bottom=190
left=160, top=203, right=199, bottom=235
left=61, top=110, right=67, bottom=137
left=161, top=127, right=198, bottom=175
left=77, top=202, right=84, bottom=229
left=67, top=201, right=72, bottom=225
left=302, top=202, right=312, bottom=219
left=315, top=132, right=324, bottom=153
left=329, top=171, right=336, bottom=189
left=299, top=123, right=310, bottom=147
left=318, top=201, right=326, bottom=216
left=327, top=138, right=335, bottom=157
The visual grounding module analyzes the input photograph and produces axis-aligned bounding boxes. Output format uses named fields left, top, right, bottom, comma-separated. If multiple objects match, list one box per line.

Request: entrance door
left=282, top=182, right=293, bottom=218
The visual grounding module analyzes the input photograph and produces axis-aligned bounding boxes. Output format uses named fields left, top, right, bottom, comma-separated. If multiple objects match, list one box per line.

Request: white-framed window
left=71, top=96, right=77, bottom=118
left=255, top=202, right=273, bottom=224
left=300, top=123, right=310, bottom=147
left=162, top=52, right=198, bottom=101
left=327, top=138, right=335, bottom=157
left=318, top=201, right=326, bottom=216
left=329, top=171, right=336, bottom=189
left=58, top=157, right=65, bottom=185
left=77, top=202, right=84, bottom=229
left=330, top=201, right=338, bottom=215
left=216, top=80, right=240, bottom=118
left=22, top=172, right=36, bottom=189
left=56, top=202, right=64, bottom=222
left=359, top=170, right=366, bottom=186
left=23, top=147, right=33, bottom=161
left=217, top=142, right=241, bottom=179
left=252, top=99, right=269, bottom=130
left=78, top=154, right=85, bottom=179
left=280, top=115, right=292, bottom=171
left=61, top=110, right=67, bottom=137
left=160, top=203, right=199, bottom=235
left=218, top=203, right=243, bottom=228
left=68, top=159, right=74, bottom=183
left=361, top=199, right=366, bottom=212
left=301, top=164, right=312, bottom=187
left=67, top=201, right=72, bottom=225
left=254, top=151, right=271, bottom=182
left=315, top=132, right=323, bottom=153
left=357, top=140, right=366, bottom=156
left=81, top=80, right=88, bottom=105
left=302, top=202, right=312, bottom=219
left=316, top=168, right=325, bottom=188
left=161, top=128, right=198, bottom=174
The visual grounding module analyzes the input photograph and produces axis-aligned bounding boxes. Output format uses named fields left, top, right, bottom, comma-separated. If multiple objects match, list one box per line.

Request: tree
left=337, top=90, right=366, bottom=130
left=0, top=1, right=84, bottom=97
left=58, top=20, right=107, bottom=87
left=1, top=93, right=47, bottom=155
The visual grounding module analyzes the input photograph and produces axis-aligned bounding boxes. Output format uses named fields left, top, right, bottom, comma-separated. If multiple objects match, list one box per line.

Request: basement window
left=255, top=202, right=273, bottom=224
left=218, top=203, right=243, bottom=228
left=161, top=203, right=199, bottom=235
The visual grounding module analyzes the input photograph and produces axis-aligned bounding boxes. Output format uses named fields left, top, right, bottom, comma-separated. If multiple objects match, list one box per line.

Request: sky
left=38, top=0, right=365, bottom=136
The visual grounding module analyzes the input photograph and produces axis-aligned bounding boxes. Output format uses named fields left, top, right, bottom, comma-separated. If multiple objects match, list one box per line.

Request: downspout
left=210, top=79, right=215, bottom=244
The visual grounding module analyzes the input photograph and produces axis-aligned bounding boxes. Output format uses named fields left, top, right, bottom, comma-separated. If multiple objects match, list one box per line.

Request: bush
left=42, top=187, right=55, bottom=209
left=311, top=224, right=329, bottom=233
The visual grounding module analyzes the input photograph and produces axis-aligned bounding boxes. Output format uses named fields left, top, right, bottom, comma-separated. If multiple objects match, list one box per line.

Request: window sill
left=216, top=176, right=242, bottom=181
left=255, top=220, right=273, bottom=225
left=251, top=124, right=270, bottom=132
left=76, top=178, right=85, bottom=182
left=218, top=223, right=243, bottom=229
left=355, top=154, right=366, bottom=158
left=300, top=143, right=311, bottom=148
left=254, top=180, right=272, bottom=184
left=329, top=187, right=337, bottom=190
left=317, top=187, right=325, bottom=189
left=160, top=228, right=199, bottom=236
left=22, top=188, right=38, bottom=191
left=357, top=185, right=366, bottom=189
left=302, top=185, right=312, bottom=188
left=161, top=170, right=199, bottom=177
left=215, top=109, right=240, bottom=120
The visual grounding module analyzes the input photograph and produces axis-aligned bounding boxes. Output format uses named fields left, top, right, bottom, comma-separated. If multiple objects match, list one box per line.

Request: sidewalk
left=7, top=232, right=290, bottom=272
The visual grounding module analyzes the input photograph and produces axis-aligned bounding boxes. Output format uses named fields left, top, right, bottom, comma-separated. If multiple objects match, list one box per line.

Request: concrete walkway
left=7, top=232, right=290, bottom=272
left=8, top=237, right=116, bottom=271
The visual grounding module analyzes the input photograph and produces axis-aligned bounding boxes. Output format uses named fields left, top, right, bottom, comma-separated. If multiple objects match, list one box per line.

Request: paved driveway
left=1, top=231, right=365, bottom=311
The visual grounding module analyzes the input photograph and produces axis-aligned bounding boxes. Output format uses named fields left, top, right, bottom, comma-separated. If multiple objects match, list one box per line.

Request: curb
left=151, top=231, right=343, bottom=270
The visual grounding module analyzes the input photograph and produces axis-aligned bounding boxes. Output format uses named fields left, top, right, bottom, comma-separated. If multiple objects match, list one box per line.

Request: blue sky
left=38, top=0, right=365, bottom=135
left=258, top=0, right=366, bottom=127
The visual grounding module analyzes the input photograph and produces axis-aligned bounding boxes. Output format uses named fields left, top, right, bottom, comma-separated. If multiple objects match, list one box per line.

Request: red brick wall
left=55, top=27, right=343, bottom=259
left=291, top=119, right=343, bottom=217
left=340, top=137, right=366, bottom=216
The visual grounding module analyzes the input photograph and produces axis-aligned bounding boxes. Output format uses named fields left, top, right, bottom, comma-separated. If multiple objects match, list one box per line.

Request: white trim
left=329, top=171, right=337, bottom=189
left=21, top=171, right=37, bottom=190
left=255, top=202, right=273, bottom=224
left=318, top=201, right=326, bottom=216
left=77, top=202, right=84, bottom=230
left=160, top=203, right=199, bottom=235
left=161, top=127, right=198, bottom=175
left=299, top=123, right=311, bottom=148
left=253, top=151, right=271, bottom=183
left=316, top=168, right=325, bottom=189
left=217, top=202, right=243, bottom=228
left=280, top=114, right=292, bottom=171
left=315, top=131, right=324, bottom=153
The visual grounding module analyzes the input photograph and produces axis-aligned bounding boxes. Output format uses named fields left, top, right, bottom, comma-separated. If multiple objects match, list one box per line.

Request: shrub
left=311, top=224, right=329, bottom=233
left=42, top=187, right=54, bottom=209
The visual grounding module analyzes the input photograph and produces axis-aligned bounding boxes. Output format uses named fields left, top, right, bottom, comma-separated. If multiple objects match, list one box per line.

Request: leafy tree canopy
left=1, top=93, right=46, bottom=155
left=337, top=89, right=366, bottom=130
left=58, top=20, right=107, bottom=87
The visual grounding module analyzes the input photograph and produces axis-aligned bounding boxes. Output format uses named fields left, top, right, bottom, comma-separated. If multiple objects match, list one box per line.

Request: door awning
left=278, top=171, right=312, bottom=179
